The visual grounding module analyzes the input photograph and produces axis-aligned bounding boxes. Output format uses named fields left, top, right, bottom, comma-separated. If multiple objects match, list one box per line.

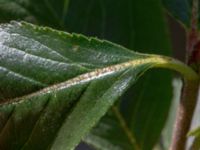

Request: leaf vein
left=19, top=95, right=51, bottom=150
left=112, top=106, right=140, bottom=150
left=0, top=106, right=15, bottom=136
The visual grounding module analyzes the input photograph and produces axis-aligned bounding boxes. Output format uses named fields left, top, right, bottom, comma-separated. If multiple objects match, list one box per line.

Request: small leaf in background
left=188, top=126, right=200, bottom=137
left=188, top=127, right=200, bottom=150
left=162, top=0, right=200, bottom=29
left=162, top=0, right=191, bottom=27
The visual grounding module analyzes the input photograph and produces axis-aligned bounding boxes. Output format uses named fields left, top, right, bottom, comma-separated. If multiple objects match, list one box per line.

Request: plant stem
left=170, top=80, right=199, bottom=150
left=170, top=0, right=200, bottom=149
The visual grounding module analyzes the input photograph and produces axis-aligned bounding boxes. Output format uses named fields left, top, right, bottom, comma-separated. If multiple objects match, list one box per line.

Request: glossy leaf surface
left=64, top=0, right=173, bottom=149
left=0, top=22, right=197, bottom=150
left=0, top=0, right=197, bottom=149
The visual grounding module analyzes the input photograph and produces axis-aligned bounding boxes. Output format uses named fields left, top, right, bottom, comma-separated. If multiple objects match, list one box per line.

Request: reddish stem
left=170, top=0, right=200, bottom=149
left=170, top=80, right=199, bottom=150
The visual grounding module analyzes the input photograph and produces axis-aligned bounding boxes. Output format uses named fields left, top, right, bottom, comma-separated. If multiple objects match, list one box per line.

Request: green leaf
left=188, top=127, right=200, bottom=150
left=0, top=3, right=173, bottom=149
left=188, top=126, right=200, bottom=137
left=0, top=0, right=69, bottom=29
left=162, top=0, right=200, bottom=28
left=162, top=0, right=191, bottom=27
left=64, top=0, right=173, bottom=149
left=0, top=21, right=198, bottom=150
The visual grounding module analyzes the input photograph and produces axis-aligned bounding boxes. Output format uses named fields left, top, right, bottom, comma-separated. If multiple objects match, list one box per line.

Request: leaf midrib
left=0, top=57, right=155, bottom=107
left=1, top=53, right=198, bottom=108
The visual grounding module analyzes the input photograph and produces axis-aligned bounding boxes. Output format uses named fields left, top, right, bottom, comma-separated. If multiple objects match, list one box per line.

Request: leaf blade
left=63, top=0, right=173, bottom=149
left=0, top=22, right=197, bottom=150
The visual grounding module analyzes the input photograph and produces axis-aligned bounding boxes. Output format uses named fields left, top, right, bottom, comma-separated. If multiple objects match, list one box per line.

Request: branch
left=170, top=79, right=199, bottom=150
left=170, top=0, right=200, bottom=149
